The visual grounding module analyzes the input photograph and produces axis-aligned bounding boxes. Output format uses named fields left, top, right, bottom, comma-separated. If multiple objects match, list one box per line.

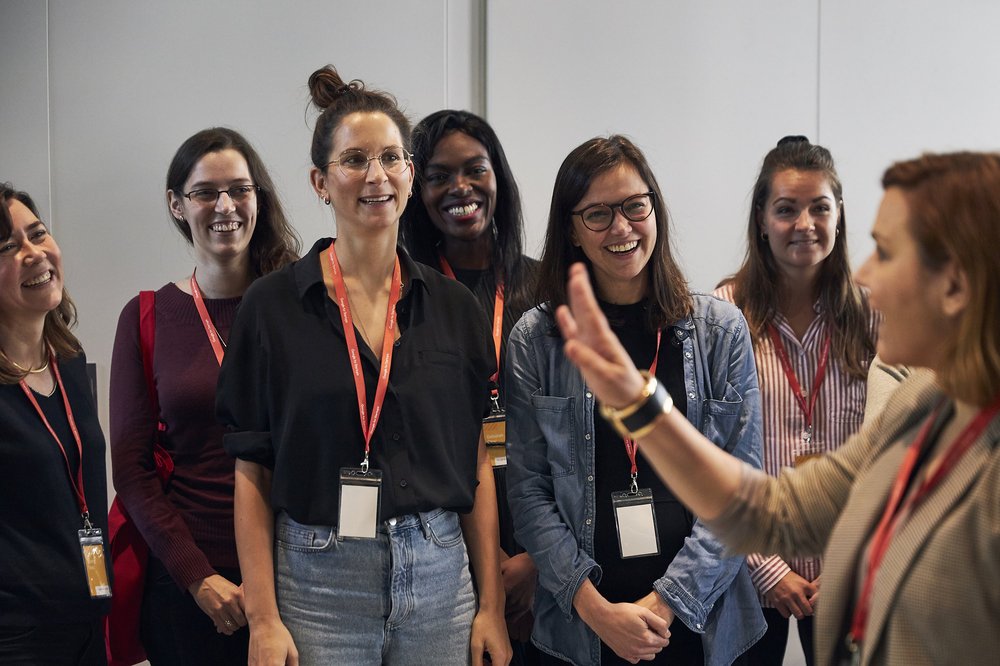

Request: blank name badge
left=611, top=489, right=660, bottom=559
left=338, top=468, right=382, bottom=540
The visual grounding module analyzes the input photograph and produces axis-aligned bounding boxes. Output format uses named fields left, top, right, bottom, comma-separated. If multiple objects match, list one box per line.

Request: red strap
left=439, top=253, right=504, bottom=389
left=623, top=328, right=662, bottom=483
left=849, top=393, right=1000, bottom=649
left=189, top=271, right=226, bottom=366
left=767, top=325, right=831, bottom=433
left=138, top=291, right=171, bottom=481
left=324, top=242, right=403, bottom=463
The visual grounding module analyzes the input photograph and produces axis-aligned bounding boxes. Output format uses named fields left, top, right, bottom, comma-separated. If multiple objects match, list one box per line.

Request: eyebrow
left=772, top=195, right=834, bottom=204
left=187, top=178, right=253, bottom=189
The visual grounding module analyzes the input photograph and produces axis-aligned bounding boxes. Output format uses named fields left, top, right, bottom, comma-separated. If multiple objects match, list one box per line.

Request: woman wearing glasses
left=109, top=128, right=299, bottom=665
left=217, top=66, right=511, bottom=666
left=400, top=110, right=540, bottom=662
left=506, top=135, right=764, bottom=665
left=1, top=184, right=109, bottom=665
left=713, top=137, right=876, bottom=666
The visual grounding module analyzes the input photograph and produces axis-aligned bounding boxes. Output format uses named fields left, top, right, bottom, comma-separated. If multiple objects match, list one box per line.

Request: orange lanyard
left=848, top=393, right=1000, bottom=653
left=438, top=253, right=504, bottom=400
left=20, top=350, right=91, bottom=524
left=324, top=242, right=402, bottom=468
left=768, top=324, right=830, bottom=441
left=189, top=270, right=226, bottom=366
left=623, top=328, right=661, bottom=492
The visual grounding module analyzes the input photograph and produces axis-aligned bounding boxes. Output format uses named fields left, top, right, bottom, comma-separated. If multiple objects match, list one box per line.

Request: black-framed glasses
left=326, top=147, right=412, bottom=178
left=572, top=191, right=656, bottom=231
left=184, top=184, right=260, bottom=206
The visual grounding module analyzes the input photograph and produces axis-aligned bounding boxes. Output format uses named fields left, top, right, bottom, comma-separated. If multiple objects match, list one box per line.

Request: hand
left=248, top=617, right=299, bottom=666
left=501, top=552, right=537, bottom=619
left=555, top=263, right=645, bottom=408
left=188, top=574, right=247, bottom=635
left=634, top=591, right=675, bottom=628
left=470, top=607, right=512, bottom=666
left=808, top=574, right=821, bottom=608
left=590, top=601, right=670, bottom=663
left=764, top=571, right=817, bottom=620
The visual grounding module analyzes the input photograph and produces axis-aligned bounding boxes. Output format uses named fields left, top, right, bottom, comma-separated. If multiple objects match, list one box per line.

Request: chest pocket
left=702, top=383, right=744, bottom=453
left=530, top=391, right=577, bottom=477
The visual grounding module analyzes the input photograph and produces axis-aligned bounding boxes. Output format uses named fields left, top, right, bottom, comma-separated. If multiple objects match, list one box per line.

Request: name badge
left=484, top=409, right=507, bottom=467
left=338, top=468, right=382, bottom=540
left=78, top=528, right=111, bottom=598
left=611, top=489, right=660, bottom=559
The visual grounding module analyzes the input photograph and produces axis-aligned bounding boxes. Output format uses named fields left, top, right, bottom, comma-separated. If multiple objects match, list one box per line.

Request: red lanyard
left=324, top=242, right=402, bottom=467
left=190, top=270, right=225, bottom=367
left=848, top=393, right=1000, bottom=650
left=439, top=253, right=504, bottom=390
left=623, top=328, right=662, bottom=492
left=767, top=324, right=831, bottom=440
left=19, top=350, right=91, bottom=523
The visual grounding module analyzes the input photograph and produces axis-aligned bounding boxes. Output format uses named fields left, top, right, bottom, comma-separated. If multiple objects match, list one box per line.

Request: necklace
left=0, top=347, right=50, bottom=374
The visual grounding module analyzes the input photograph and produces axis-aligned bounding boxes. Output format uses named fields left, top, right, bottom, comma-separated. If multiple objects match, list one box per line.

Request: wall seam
left=45, top=0, right=53, bottom=229
left=816, top=0, right=822, bottom=143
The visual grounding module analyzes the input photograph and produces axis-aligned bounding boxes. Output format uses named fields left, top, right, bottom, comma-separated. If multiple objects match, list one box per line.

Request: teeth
left=446, top=202, right=479, bottom=216
left=24, top=271, right=53, bottom=287
left=607, top=241, right=639, bottom=254
left=210, top=221, right=241, bottom=232
left=361, top=195, right=391, bottom=204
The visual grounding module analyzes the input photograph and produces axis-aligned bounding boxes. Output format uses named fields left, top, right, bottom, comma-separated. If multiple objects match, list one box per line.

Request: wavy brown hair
left=882, top=152, right=1000, bottom=404
left=723, top=136, right=873, bottom=379
left=0, top=183, right=80, bottom=384
left=536, top=135, right=691, bottom=331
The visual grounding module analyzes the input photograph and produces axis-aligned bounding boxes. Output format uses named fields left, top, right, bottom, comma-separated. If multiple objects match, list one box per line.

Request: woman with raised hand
left=557, top=151, right=1000, bottom=665
left=217, top=67, right=511, bottom=666
left=109, top=128, right=299, bottom=665
left=0, top=184, right=110, bottom=665
left=506, top=135, right=765, bottom=665
left=400, top=109, right=539, bottom=660
left=714, top=136, right=877, bottom=666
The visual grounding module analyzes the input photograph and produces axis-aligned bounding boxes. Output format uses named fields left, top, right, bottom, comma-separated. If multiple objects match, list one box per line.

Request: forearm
left=234, top=459, right=280, bottom=624
left=459, top=435, right=505, bottom=613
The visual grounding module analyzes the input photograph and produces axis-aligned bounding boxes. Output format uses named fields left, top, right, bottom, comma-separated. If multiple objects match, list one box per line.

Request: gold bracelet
left=599, top=370, right=673, bottom=439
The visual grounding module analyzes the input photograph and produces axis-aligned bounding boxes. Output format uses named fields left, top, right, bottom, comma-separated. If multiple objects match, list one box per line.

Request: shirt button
left=585, top=518, right=592, bottom=525
left=399, top=479, right=408, bottom=488
left=587, top=475, right=594, bottom=482
left=696, top=623, right=703, bottom=630
left=688, top=392, right=696, bottom=400
left=388, top=517, right=397, bottom=526
left=392, top=432, right=401, bottom=441
left=394, top=340, right=401, bottom=347
left=684, top=351, right=692, bottom=359
left=585, top=433, right=591, bottom=440
left=585, top=391, right=593, bottom=399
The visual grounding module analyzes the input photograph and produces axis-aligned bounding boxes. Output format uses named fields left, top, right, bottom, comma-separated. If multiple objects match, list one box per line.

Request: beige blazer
left=712, top=371, right=1000, bottom=665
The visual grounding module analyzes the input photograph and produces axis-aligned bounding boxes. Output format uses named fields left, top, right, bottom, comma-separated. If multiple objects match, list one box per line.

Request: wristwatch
left=599, top=370, right=674, bottom=439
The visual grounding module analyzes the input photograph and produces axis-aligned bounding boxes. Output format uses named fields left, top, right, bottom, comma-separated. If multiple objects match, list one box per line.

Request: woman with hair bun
left=714, top=137, right=876, bottom=664
left=401, top=109, right=539, bottom=662
left=218, top=67, right=511, bottom=666
left=110, top=127, right=300, bottom=664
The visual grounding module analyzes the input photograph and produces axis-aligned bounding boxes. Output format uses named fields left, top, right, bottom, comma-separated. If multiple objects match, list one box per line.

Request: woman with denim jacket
left=506, top=135, right=765, bottom=666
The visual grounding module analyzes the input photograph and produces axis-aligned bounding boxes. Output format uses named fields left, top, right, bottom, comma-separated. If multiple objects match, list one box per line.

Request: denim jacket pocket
left=530, top=391, right=577, bottom=477
left=275, top=515, right=336, bottom=553
left=703, top=384, right=744, bottom=451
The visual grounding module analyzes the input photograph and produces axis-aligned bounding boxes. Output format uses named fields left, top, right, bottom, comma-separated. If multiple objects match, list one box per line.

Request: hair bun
left=777, top=135, right=810, bottom=147
left=308, top=65, right=365, bottom=111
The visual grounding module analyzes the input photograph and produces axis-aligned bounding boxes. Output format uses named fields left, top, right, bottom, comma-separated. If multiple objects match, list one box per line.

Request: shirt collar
left=293, top=237, right=431, bottom=301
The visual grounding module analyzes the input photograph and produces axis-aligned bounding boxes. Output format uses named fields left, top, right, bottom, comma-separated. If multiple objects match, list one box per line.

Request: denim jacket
left=506, top=294, right=766, bottom=666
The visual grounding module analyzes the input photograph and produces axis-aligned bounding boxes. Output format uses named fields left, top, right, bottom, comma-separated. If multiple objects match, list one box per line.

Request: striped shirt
left=715, top=283, right=876, bottom=604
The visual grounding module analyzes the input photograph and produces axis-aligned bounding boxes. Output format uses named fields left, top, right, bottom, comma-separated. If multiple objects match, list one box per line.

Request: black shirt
left=218, top=239, right=493, bottom=525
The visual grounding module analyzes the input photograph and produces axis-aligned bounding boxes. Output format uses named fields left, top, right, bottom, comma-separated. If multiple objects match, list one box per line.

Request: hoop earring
left=760, top=231, right=768, bottom=240
left=323, top=196, right=331, bottom=205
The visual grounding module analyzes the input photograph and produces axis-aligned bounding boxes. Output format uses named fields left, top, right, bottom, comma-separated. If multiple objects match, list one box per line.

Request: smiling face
left=856, top=187, right=961, bottom=371
left=760, top=169, right=840, bottom=285
left=570, top=164, right=656, bottom=304
left=312, top=111, right=414, bottom=233
left=168, top=148, right=258, bottom=264
left=0, top=199, right=64, bottom=325
left=420, top=130, right=497, bottom=245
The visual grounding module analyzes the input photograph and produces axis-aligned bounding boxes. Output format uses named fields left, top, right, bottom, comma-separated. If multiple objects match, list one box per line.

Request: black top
left=0, top=353, right=111, bottom=626
left=218, top=239, right=494, bottom=525
left=592, top=301, right=691, bottom=604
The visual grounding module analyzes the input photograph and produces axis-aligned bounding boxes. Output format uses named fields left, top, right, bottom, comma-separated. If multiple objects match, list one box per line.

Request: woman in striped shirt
left=715, top=136, right=876, bottom=666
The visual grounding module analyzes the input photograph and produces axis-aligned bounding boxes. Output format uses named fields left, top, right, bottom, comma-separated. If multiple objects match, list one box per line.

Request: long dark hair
left=725, top=136, right=873, bottom=378
left=400, top=109, right=533, bottom=313
left=166, top=127, right=300, bottom=276
left=536, top=135, right=691, bottom=331
left=0, top=183, right=80, bottom=384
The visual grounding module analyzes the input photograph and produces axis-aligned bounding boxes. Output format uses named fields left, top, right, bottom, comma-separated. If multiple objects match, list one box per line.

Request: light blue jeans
left=274, top=509, right=476, bottom=665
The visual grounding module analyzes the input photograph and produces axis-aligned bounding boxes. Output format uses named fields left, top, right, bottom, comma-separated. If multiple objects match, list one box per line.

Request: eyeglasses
left=326, top=147, right=412, bottom=178
left=184, top=184, right=260, bottom=206
left=572, top=192, right=656, bottom=232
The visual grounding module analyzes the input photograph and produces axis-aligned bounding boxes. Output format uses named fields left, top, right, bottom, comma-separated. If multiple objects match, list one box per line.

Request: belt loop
left=419, top=511, right=432, bottom=540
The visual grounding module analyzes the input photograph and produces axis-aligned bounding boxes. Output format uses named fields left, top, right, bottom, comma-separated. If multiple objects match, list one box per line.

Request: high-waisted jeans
left=275, top=508, right=476, bottom=665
